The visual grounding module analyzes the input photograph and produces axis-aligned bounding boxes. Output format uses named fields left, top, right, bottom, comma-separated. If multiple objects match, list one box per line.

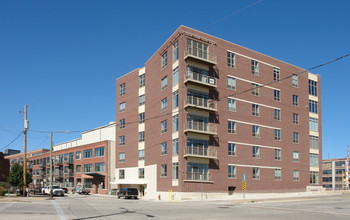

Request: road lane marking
left=0, top=202, right=14, bottom=212
left=51, top=200, right=68, bottom=220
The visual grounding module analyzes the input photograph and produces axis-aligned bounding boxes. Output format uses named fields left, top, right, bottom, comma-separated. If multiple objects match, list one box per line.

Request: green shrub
left=0, top=186, right=6, bottom=196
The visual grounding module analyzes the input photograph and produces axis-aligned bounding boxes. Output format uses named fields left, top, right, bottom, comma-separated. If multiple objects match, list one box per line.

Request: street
left=1, top=192, right=350, bottom=220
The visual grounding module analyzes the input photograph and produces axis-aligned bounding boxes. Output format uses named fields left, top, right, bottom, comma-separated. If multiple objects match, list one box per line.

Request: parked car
left=71, top=186, right=90, bottom=195
left=44, top=185, right=64, bottom=196
left=41, top=187, right=46, bottom=194
left=61, top=187, right=68, bottom=193
left=117, top=188, right=138, bottom=199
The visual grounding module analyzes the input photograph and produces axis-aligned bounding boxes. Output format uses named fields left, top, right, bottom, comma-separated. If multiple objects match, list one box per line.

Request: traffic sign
left=242, top=173, right=247, bottom=181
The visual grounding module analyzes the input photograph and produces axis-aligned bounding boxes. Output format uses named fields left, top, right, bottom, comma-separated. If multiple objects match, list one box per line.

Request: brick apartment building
left=322, top=158, right=349, bottom=190
left=114, top=25, right=322, bottom=200
left=0, top=152, right=10, bottom=183
left=6, top=122, right=116, bottom=194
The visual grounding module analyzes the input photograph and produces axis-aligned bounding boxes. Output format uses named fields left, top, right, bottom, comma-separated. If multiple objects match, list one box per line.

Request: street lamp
left=49, top=131, right=71, bottom=199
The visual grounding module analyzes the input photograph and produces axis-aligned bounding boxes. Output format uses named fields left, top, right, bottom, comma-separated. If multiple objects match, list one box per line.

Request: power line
left=1, top=132, right=23, bottom=151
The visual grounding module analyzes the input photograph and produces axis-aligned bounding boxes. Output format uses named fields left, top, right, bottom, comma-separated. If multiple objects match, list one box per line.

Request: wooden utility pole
left=23, top=105, right=28, bottom=196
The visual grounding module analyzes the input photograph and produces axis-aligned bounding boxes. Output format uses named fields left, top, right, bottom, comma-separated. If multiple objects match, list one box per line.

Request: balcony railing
left=184, top=46, right=217, bottom=65
left=184, top=71, right=217, bottom=88
left=64, top=171, right=74, bottom=178
left=184, top=96, right=217, bottom=112
left=185, top=172, right=213, bottom=182
left=184, top=121, right=217, bottom=135
left=54, top=160, right=63, bottom=166
left=184, top=146, right=217, bottom=159
left=64, top=158, right=74, bottom=164
left=55, top=171, right=63, bottom=178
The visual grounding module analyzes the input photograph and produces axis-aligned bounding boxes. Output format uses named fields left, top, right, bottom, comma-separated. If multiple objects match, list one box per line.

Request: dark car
left=117, top=188, right=138, bottom=199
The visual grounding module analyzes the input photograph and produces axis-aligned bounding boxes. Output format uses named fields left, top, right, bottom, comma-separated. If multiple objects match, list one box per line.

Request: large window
left=293, top=132, right=299, bottom=143
left=139, top=74, right=145, bottom=87
left=228, top=143, right=236, bottom=156
left=95, top=163, right=105, bottom=172
left=161, top=142, right=167, bottom=155
left=119, top=119, right=125, bottom=129
left=84, top=149, right=92, bottom=159
left=187, top=39, right=208, bottom=60
left=95, top=147, right=105, bottom=157
left=173, top=114, right=179, bottom=132
left=252, top=146, right=260, bottom=158
left=228, top=98, right=236, bottom=112
left=173, top=67, right=179, bottom=86
left=309, top=100, right=318, bottom=114
left=173, top=138, right=179, bottom=155
left=274, top=129, right=281, bottom=141
left=120, top=83, right=125, bottom=96
left=275, top=169, right=281, bottom=180
left=253, top=167, right=260, bottom=179
left=227, top=51, right=235, bottom=68
left=252, top=125, right=260, bottom=137
left=84, top=179, right=92, bottom=189
left=119, top=102, right=125, bottom=112
left=274, top=68, right=280, bottom=82
left=292, top=74, right=298, bottom=87
left=161, top=98, right=167, bottom=112
left=309, top=80, right=317, bottom=96
left=310, top=171, right=319, bottom=184
left=161, top=51, right=167, bottom=69
left=161, top=76, right=168, bottom=90
left=252, top=104, right=260, bottom=116
left=292, top=95, right=299, bottom=106
left=310, top=154, right=319, bottom=167
left=228, top=121, right=236, bottom=134
left=161, top=120, right=167, bottom=134
left=119, top=136, right=125, bottom=146
left=310, top=136, right=319, bottom=149
left=172, top=163, right=179, bottom=180
left=274, top=109, right=281, bottom=120
left=228, top=76, right=236, bottom=90
left=293, top=170, right=300, bottom=181
left=139, top=95, right=145, bottom=106
left=173, top=41, right=179, bottom=62
left=84, top=164, right=93, bottom=173
left=309, top=118, right=318, bottom=132
left=75, top=165, right=81, bottom=173
left=138, top=150, right=145, bottom=160
left=161, top=164, right=167, bottom=177
left=139, top=131, right=145, bottom=142
left=119, top=153, right=125, bottom=162
left=76, top=151, right=81, bottom=160
left=173, top=91, right=179, bottom=109
left=228, top=165, right=236, bottom=178
left=293, top=113, right=299, bottom=124
left=275, top=149, right=281, bottom=160
left=274, top=90, right=280, bottom=102
left=252, top=60, right=259, bottom=75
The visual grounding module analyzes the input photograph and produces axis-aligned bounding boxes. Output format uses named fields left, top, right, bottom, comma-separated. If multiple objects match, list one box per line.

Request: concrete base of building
left=306, top=185, right=324, bottom=192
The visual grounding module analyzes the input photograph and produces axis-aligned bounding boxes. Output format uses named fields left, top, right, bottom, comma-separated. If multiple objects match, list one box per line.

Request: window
left=139, top=168, right=145, bottom=179
left=138, top=150, right=145, bottom=160
left=274, top=109, right=281, bottom=120
left=139, top=95, right=145, bottom=106
left=228, top=165, right=236, bottom=178
left=161, top=52, right=167, bottom=69
left=161, top=164, right=167, bottom=177
left=119, top=170, right=125, bottom=179
left=161, top=76, right=168, bottom=90
left=161, top=142, right=167, bottom=155
left=292, top=74, right=298, bottom=87
left=76, top=151, right=81, bottom=160
left=293, top=132, right=299, bottom=143
left=119, top=153, right=125, bottom=162
left=173, top=41, right=179, bottom=62
left=187, top=39, right=208, bottom=60
left=274, top=129, right=281, bottom=141
left=119, top=119, right=125, bottom=129
left=252, top=84, right=259, bottom=96
left=309, top=100, right=318, bottom=114
left=95, top=163, right=105, bottom=172
left=275, top=149, right=281, bottom=160
left=274, top=90, right=280, bottom=102
left=292, top=95, right=299, bottom=106
left=95, top=147, right=105, bottom=157
left=228, top=143, right=236, bottom=156
left=173, top=67, right=179, bottom=86
left=310, top=154, right=319, bottom=167
left=161, top=98, right=167, bottom=112
left=310, top=171, right=319, bottom=184
left=139, top=131, right=145, bottom=142
left=172, top=163, right=178, bottom=179
left=253, top=167, right=260, bottom=179
left=228, top=98, right=236, bottom=112
left=293, top=151, right=299, bottom=162
left=309, top=80, right=317, bottom=96
left=173, top=114, right=179, bottom=132
left=252, top=146, right=260, bottom=158
left=228, top=76, right=236, bottom=90
left=84, top=179, right=92, bottom=189
left=227, top=51, right=235, bottom=68
left=84, top=164, right=93, bottom=173
left=252, top=104, right=260, bottom=116
left=293, top=113, right=299, bottom=124
left=119, top=102, right=125, bottom=112
left=139, top=74, right=145, bottom=87
left=173, top=138, right=178, bottom=155
left=273, top=68, right=280, bottom=82
left=76, top=165, right=81, bottom=173
left=119, top=136, right=125, bottom=146
left=293, top=170, right=300, bottom=181
left=161, top=120, right=167, bottom=134
left=310, top=136, right=319, bottom=150
left=84, top=149, right=92, bottom=159
left=120, top=83, right=125, bottom=96
left=228, top=121, right=236, bottom=134
left=275, top=169, right=281, bottom=180
left=252, top=60, right=259, bottom=75
left=139, top=112, right=145, bottom=124
left=252, top=125, right=260, bottom=137
left=173, top=90, right=178, bottom=109
left=309, top=118, right=318, bottom=132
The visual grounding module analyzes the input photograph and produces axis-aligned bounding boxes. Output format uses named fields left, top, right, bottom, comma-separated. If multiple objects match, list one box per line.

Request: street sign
left=242, top=181, right=246, bottom=191
left=242, top=173, right=247, bottom=181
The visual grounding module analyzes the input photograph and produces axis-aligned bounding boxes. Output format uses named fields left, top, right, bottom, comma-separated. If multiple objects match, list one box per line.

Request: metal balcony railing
left=184, top=71, right=217, bottom=88
left=184, top=96, right=217, bottom=111
left=64, top=158, right=74, bottom=164
left=184, top=146, right=217, bottom=159
left=184, top=46, right=217, bottom=65
left=64, top=171, right=74, bottom=178
left=185, top=172, right=212, bottom=182
left=54, top=160, right=63, bottom=166
left=184, top=121, right=217, bottom=135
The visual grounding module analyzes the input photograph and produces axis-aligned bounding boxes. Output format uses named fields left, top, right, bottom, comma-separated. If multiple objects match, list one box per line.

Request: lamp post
left=49, top=131, right=71, bottom=199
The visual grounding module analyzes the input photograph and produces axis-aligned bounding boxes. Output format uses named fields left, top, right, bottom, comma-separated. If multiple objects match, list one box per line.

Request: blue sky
left=0, top=0, right=349, bottom=159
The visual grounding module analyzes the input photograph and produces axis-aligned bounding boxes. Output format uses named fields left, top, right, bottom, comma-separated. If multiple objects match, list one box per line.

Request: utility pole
left=23, top=105, right=28, bottom=197
left=50, top=132, right=53, bottom=199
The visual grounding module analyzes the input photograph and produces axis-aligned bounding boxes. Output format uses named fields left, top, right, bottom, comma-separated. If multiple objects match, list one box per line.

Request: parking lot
left=1, top=192, right=350, bottom=219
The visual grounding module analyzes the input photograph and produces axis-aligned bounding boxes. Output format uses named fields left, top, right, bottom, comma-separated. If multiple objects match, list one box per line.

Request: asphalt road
left=1, top=192, right=350, bottom=220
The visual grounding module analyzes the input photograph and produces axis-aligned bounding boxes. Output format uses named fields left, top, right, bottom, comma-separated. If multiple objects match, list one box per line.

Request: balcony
left=63, top=158, right=74, bottom=164
left=55, top=171, right=63, bottom=178
left=184, top=146, right=217, bottom=159
left=184, top=96, right=217, bottom=112
left=54, top=160, right=63, bottom=166
left=185, top=172, right=213, bottom=182
left=184, top=46, right=217, bottom=65
left=64, top=171, right=74, bottom=178
left=184, top=71, right=217, bottom=88
left=184, top=121, right=217, bottom=135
